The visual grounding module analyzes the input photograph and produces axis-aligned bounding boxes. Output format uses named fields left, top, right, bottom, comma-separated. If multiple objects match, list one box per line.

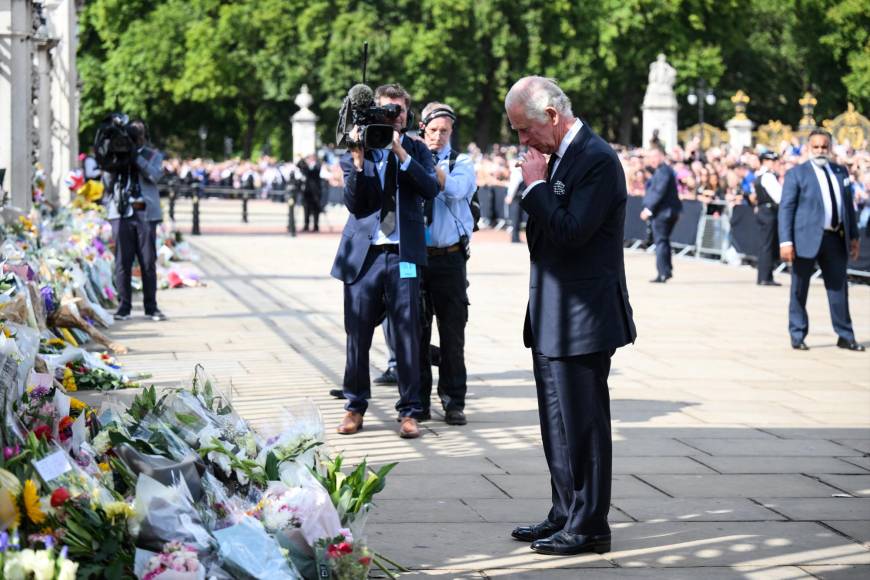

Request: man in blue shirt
left=417, top=102, right=478, bottom=426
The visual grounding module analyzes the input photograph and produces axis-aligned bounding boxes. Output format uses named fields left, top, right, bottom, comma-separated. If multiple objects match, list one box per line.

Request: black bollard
left=287, top=196, right=296, bottom=237
left=192, top=195, right=201, bottom=235
left=242, top=193, right=249, bottom=223
left=169, top=187, right=176, bottom=221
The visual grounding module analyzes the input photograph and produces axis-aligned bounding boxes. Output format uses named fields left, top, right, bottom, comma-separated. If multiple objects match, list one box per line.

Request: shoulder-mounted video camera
left=93, top=112, right=138, bottom=173
left=336, top=84, right=401, bottom=150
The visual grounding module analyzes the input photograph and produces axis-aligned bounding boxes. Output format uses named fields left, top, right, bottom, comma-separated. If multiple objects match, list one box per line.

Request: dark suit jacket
left=519, top=123, right=637, bottom=357
left=779, top=160, right=858, bottom=259
left=330, top=136, right=439, bottom=284
left=643, top=164, right=681, bottom=219
left=299, top=162, right=322, bottom=203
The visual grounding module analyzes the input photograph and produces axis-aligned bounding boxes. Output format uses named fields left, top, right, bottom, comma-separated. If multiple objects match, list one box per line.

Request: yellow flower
left=69, top=398, right=87, bottom=412
left=102, top=501, right=134, bottom=522
left=23, top=479, right=46, bottom=525
left=97, top=462, right=110, bottom=473
left=62, top=367, right=77, bottom=392
left=46, top=338, right=65, bottom=347
left=0, top=489, right=20, bottom=530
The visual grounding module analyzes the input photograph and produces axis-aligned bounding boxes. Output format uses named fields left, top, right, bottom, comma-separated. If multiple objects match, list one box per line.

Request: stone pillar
left=35, top=35, right=56, bottom=202
left=46, top=0, right=76, bottom=205
left=642, top=54, right=679, bottom=150
left=291, top=85, right=318, bottom=160
left=726, top=90, right=753, bottom=151
left=0, top=0, right=34, bottom=209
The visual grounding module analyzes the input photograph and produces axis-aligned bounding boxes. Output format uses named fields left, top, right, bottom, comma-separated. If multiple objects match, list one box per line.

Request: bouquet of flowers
left=0, top=532, right=78, bottom=580
left=314, top=530, right=371, bottom=580
left=134, top=541, right=205, bottom=580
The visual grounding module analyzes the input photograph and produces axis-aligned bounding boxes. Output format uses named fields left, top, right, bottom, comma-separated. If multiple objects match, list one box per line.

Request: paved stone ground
left=116, top=200, right=869, bottom=578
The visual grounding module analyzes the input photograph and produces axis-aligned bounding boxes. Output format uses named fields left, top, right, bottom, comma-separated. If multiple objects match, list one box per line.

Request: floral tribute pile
left=0, top=205, right=398, bottom=579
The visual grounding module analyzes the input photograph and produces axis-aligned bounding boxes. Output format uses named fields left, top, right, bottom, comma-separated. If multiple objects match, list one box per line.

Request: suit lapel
left=550, top=123, right=591, bottom=184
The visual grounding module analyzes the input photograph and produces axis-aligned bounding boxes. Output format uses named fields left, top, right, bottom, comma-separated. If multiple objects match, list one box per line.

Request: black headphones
left=422, top=107, right=457, bottom=127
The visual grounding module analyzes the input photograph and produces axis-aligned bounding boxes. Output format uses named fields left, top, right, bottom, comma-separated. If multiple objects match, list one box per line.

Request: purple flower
left=44, top=535, right=54, bottom=549
left=0, top=532, right=8, bottom=552
left=2, top=445, right=19, bottom=460
left=40, top=285, right=56, bottom=314
left=60, top=545, right=68, bottom=559
left=31, top=386, right=50, bottom=398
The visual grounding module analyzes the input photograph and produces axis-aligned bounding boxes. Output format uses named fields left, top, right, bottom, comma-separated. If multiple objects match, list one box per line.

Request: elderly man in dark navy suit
left=779, top=128, right=864, bottom=352
left=504, top=76, right=637, bottom=555
left=640, top=146, right=681, bottom=283
left=330, top=84, right=440, bottom=438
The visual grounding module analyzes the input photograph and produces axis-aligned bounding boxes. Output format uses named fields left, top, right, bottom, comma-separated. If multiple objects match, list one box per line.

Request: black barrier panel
left=478, top=186, right=494, bottom=223
left=624, top=196, right=647, bottom=242
left=848, top=230, right=870, bottom=273
left=729, top=204, right=761, bottom=259
left=672, top=200, right=703, bottom=246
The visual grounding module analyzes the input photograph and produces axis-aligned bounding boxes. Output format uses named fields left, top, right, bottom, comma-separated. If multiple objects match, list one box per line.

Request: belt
left=371, top=244, right=399, bottom=254
left=427, top=243, right=462, bottom=256
left=824, top=226, right=845, bottom=237
left=131, top=201, right=147, bottom=210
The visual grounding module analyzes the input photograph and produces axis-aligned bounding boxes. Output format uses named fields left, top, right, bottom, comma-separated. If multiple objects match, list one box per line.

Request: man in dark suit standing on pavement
left=640, top=147, right=681, bottom=283
left=330, top=84, right=440, bottom=438
left=778, top=128, right=864, bottom=352
left=504, top=76, right=637, bottom=556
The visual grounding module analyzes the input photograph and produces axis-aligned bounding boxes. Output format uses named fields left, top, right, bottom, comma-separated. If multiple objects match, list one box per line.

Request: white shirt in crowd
left=757, top=168, right=782, bottom=204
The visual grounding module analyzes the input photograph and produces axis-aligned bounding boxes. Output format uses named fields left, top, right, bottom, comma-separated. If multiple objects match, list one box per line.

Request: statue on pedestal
left=642, top=54, right=678, bottom=151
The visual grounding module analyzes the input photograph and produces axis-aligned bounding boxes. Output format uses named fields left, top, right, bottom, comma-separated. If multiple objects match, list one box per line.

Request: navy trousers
left=111, top=210, right=159, bottom=315
left=532, top=349, right=612, bottom=536
left=756, top=206, right=779, bottom=283
left=789, top=231, right=856, bottom=344
left=342, top=247, right=423, bottom=417
left=651, top=214, right=678, bottom=278
left=419, top=252, right=469, bottom=414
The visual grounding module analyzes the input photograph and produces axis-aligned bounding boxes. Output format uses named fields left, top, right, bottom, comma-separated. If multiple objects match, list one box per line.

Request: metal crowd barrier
left=623, top=196, right=870, bottom=279
left=158, top=183, right=297, bottom=236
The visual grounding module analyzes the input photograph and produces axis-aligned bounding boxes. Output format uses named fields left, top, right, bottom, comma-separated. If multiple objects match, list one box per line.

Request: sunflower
left=23, top=479, right=46, bottom=525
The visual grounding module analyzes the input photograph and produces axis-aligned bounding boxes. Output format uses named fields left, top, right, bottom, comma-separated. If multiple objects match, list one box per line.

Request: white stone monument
left=726, top=90, right=753, bottom=152
left=46, top=0, right=78, bottom=205
left=642, top=54, right=678, bottom=151
left=291, top=85, right=318, bottom=161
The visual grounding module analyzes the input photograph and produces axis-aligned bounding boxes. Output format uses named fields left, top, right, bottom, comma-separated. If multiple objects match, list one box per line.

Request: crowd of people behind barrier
left=155, top=135, right=870, bottom=232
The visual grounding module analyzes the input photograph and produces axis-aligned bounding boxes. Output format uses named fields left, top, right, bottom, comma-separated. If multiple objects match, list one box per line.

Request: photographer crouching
left=98, top=115, right=167, bottom=322
left=329, top=83, right=439, bottom=439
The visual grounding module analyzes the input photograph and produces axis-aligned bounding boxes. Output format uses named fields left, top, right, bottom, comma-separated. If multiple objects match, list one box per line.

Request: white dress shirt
left=370, top=148, right=412, bottom=245
left=520, top=118, right=584, bottom=199
left=812, top=161, right=843, bottom=231
left=757, top=169, right=782, bottom=204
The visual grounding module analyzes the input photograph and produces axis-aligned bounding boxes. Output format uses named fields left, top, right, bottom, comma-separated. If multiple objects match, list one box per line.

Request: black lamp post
left=686, top=80, right=716, bottom=145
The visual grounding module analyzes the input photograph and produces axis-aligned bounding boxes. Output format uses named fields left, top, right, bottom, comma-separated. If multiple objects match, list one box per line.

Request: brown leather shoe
left=337, top=412, right=364, bottom=435
left=399, top=416, right=421, bottom=439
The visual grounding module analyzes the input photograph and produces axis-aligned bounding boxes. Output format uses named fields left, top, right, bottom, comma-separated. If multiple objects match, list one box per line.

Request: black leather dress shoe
left=791, top=341, right=810, bottom=351
left=373, top=368, right=398, bottom=385
left=837, top=338, right=866, bottom=352
left=511, top=521, right=563, bottom=543
left=445, top=409, right=467, bottom=425
left=530, top=531, right=611, bottom=555
left=650, top=276, right=667, bottom=283
left=758, top=280, right=782, bottom=286
left=329, top=389, right=346, bottom=399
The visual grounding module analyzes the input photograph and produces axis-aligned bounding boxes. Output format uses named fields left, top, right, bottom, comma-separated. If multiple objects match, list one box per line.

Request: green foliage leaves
left=79, top=0, right=867, bottom=151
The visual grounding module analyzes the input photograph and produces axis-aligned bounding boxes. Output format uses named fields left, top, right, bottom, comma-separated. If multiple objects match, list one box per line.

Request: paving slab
left=815, top=475, right=870, bottom=497
left=614, top=498, right=785, bottom=522
left=638, top=474, right=841, bottom=498
left=761, top=499, right=870, bottom=521
left=822, top=521, right=870, bottom=546
left=109, top=204, right=870, bottom=577
left=694, top=457, right=870, bottom=475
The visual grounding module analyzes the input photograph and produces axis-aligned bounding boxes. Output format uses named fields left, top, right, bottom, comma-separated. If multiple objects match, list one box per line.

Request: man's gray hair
left=505, top=76, right=573, bottom=123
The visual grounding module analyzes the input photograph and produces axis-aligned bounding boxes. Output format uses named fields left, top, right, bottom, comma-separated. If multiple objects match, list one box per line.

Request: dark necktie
left=423, top=150, right=440, bottom=225
left=547, top=154, right=558, bottom=181
left=380, top=152, right=397, bottom=236
left=822, top=166, right=839, bottom=230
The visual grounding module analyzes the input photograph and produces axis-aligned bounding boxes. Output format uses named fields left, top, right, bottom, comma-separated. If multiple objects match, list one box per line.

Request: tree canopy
left=78, top=0, right=869, bottom=158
